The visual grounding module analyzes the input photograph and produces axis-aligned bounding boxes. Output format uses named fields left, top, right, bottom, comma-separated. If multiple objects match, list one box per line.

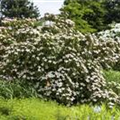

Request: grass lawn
left=0, top=98, right=120, bottom=120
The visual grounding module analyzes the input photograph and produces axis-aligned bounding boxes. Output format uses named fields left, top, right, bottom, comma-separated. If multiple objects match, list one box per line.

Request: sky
left=32, top=0, right=65, bottom=17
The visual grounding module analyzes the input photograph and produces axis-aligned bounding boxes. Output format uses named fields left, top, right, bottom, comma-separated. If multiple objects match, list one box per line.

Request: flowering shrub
left=98, top=23, right=120, bottom=39
left=97, top=23, right=120, bottom=70
left=0, top=14, right=120, bottom=105
left=0, top=18, right=39, bottom=62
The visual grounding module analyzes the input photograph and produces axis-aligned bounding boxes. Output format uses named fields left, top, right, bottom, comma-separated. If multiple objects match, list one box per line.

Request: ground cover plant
left=0, top=14, right=120, bottom=106
left=0, top=98, right=120, bottom=120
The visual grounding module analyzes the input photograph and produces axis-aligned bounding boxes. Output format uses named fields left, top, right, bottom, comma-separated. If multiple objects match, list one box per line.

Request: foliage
left=0, top=0, right=40, bottom=19
left=0, top=14, right=120, bottom=105
left=104, top=0, right=120, bottom=24
left=0, top=79, right=38, bottom=99
left=97, top=23, right=120, bottom=70
left=104, top=70, right=120, bottom=83
left=61, top=0, right=120, bottom=33
left=107, top=81, right=120, bottom=97
left=60, top=1, right=97, bottom=33
left=104, top=70, right=120, bottom=101
left=0, top=18, right=38, bottom=62
left=61, top=0, right=106, bottom=33
left=98, top=23, right=120, bottom=39
left=0, top=98, right=120, bottom=120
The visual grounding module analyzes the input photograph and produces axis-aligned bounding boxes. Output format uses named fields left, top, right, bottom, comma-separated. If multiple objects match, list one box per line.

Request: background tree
left=0, top=0, right=2, bottom=25
left=0, top=0, right=40, bottom=19
left=61, top=0, right=120, bottom=33
left=104, top=0, right=120, bottom=24
left=60, top=1, right=97, bottom=33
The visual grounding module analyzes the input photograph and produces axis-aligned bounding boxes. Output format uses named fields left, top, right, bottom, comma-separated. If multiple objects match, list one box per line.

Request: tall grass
left=0, top=79, right=37, bottom=99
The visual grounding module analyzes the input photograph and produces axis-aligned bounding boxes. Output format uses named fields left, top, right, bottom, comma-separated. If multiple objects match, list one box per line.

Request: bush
left=97, top=23, right=120, bottom=70
left=0, top=14, right=120, bottom=105
left=0, top=18, right=39, bottom=62
left=97, top=23, right=120, bottom=40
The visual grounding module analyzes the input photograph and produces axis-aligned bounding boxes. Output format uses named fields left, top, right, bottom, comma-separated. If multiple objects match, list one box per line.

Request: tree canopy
left=61, top=0, right=120, bottom=33
left=104, top=0, right=120, bottom=23
left=0, top=0, right=40, bottom=19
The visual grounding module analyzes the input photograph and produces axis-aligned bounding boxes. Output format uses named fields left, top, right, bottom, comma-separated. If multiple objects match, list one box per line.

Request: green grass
left=104, top=70, right=120, bottom=83
left=0, top=98, right=120, bottom=120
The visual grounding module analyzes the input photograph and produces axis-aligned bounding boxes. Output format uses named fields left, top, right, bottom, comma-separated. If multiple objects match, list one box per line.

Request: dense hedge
left=0, top=14, right=120, bottom=106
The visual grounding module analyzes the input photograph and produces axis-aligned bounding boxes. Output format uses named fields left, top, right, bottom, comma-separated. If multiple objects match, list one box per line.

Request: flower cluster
left=98, top=23, right=120, bottom=39
left=0, top=14, right=120, bottom=105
